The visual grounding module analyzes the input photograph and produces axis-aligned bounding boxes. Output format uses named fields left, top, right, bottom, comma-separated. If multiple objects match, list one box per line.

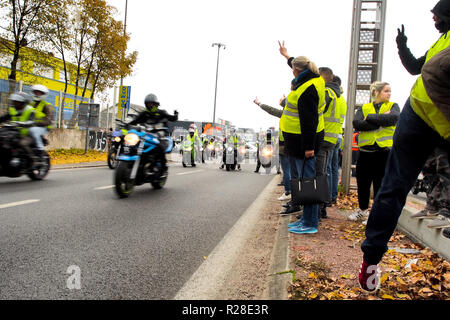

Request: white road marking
left=176, top=170, right=204, bottom=176
left=94, top=185, right=115, bottom=190
left=0, top=199, right=41, bottom=210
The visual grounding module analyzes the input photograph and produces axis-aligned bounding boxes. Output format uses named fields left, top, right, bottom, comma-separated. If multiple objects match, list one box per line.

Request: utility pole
left=120, top=0, right=128, bottom=121
left=212, top=43, right=226, bottom=128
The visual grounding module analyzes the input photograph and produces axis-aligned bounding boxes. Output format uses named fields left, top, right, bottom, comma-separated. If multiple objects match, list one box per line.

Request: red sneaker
left=358, top=260, right=380, bottom=292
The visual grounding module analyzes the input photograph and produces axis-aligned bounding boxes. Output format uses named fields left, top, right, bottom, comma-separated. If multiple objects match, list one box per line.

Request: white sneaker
left=348, top=209, right=369, bottom=221
left=278, top=192, right=291, bottom=201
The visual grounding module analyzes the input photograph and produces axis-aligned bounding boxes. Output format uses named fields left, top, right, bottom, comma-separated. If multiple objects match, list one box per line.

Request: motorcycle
left=107, top=128, right=126, bottom=169
left=0, top=121, right=50, bottom=180
left=259, top=144, right=274, bottom=174
left=114, top=122, right=174, bottom=198
left=224, top=142, right=239, bottom=171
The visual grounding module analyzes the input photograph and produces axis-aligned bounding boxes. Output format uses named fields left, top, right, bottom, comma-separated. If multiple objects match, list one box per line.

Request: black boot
left=280, top=204, right=301, bottom=216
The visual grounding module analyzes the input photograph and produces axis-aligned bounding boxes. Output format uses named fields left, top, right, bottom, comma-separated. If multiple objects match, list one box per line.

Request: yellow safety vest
left=337, top=95, right=347, bottom=127
left=9, top=105, right=35, bottom=135
left=280, top=76, right=325, bottom=134
left=358, top=102, right=396, bottom=148
left=30, top=100, right=52, bottom=129
left=323, top=87, right=342, bottom=145
left=410, top=30, right=450, bottom=140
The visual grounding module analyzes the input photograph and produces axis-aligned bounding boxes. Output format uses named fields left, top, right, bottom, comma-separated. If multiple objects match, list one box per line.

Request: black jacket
left=128, top=109, right=178, bottom=126
left=283, top=58, right=324, bottom=158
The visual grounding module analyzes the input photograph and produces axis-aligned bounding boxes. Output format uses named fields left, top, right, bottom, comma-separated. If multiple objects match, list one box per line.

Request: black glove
left=173, top=110, right=179, bottom=120
left=396, top=24, right=407, bottom=47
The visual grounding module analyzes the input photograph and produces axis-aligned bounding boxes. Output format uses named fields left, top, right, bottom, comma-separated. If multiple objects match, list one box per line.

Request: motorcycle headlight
left=227, top=147, right=233, bottom=152
left=262, top=147, right=273, bottom=157
left=239, top=147, right=246, bottom=154
left=114, top=137, right=121, bottom=143
left=124, top=133, right=140, bottom=146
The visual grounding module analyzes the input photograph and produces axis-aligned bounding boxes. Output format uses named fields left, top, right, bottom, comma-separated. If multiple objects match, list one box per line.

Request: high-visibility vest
left=352, top=132, right=359, bottom=151
left=280, top=76, right=325, bottom=134
left=9, top=105, right=35, bottom=135
left=30, top=100, right=52, bottom=129
left=357, top=102, right=396, bottom=148
left=410, top=30, right=450, bottom=140
left=323, top=87, right=342, bottom=145
left=337, top=95, right=347, bottom=127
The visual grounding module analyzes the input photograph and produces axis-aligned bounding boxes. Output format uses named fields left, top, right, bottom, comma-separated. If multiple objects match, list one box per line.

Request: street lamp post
left=120, top=0, right=128, bottom=121
left=212, top=43, right=226, bottom=128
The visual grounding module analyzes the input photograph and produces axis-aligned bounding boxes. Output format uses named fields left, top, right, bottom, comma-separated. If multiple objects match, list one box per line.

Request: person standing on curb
left=328, top=76, right=347, bottom=205
left=359, top=0, right=450, bottom=292
left=277, top=41, right=325, bottom=235
left=317, top=67, right=341, bottom=219
left=252, top=96, right=296, bottom=203
left=348, top=81, right=400, bottom=223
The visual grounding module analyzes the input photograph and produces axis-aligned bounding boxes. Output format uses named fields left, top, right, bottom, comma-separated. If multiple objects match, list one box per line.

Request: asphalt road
left=0, top=162, right=275, bottom=299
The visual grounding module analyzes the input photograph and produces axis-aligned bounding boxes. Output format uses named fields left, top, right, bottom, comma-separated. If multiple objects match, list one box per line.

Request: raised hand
left=396, top=24, right=407, bottom=46
left=253, top=97, right=261, bottom=106
left=278, top=40, right=289, bottom=59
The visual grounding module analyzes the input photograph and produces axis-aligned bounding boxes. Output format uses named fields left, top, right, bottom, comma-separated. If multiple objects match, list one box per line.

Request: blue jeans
left=289, top=156, right=319, bottom=229
left=327, top=138, right=341, bottom=201
left=29, top=126, right=48, bottom=150
left=280, top=154, right=291, bottom=193
left=361, top=99, right=448, bottom=264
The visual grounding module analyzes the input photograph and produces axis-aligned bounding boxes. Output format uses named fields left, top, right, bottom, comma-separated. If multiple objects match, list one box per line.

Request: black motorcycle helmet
left=144, top=93, right=160, bottom=112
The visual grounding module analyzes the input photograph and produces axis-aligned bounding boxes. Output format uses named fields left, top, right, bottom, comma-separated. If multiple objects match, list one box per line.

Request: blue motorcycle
left=114, top=123, right=173, bottom=198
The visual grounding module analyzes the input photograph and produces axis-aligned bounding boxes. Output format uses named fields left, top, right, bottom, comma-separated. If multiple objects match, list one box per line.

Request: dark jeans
left=356, top=149, right=390, bottom=210
left=289, top=156, right=319, bottom=229
left=361, top=99, right=449, bottom=265
left=280, top=154, right=291, bottom=193
left=327, top=138, right=342, bottom=201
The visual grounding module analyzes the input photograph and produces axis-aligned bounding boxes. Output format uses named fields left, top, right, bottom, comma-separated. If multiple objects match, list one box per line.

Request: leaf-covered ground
left=287, top=192, right=450, bottom=300
left=48, top=148, right=107, bottom=165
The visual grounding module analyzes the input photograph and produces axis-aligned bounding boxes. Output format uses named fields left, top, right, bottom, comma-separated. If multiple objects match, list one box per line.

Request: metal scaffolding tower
left=341, top=0, right=387, bottom=194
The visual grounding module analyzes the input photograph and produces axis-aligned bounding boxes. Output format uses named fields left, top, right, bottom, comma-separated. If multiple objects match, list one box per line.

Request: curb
left=267, top=211, right=291, bottom=300
left=50, top=162, right=108, bottom=170
left=398, top=206, right=450, bottom=261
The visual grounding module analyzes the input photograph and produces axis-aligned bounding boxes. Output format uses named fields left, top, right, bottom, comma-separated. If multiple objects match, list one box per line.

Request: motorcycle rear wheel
left=115, top=161, right=135, bottom=198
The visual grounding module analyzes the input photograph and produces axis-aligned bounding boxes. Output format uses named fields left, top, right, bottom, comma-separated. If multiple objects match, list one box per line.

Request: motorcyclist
left=200, top=133, right=208, bottom=163
left=0, top=92, right=39, bottom=167
left=28, top=84, right=53, bottom=158
left=219, top=127, right=241, bottom=170
left=185, top=124, right=201, bottom=167
left=127, top=93, right=178, bottom=167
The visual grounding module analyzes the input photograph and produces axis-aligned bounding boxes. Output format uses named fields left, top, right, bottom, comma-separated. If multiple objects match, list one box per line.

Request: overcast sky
left=105, top=0, right=438, bottom=131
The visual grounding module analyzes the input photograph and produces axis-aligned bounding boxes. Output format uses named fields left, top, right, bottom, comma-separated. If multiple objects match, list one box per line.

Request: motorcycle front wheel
left=107, top=147, right=119, bottom=169
left=27, top=152, right=51, bottom=180
left=115, top=161, right=135, bottom=198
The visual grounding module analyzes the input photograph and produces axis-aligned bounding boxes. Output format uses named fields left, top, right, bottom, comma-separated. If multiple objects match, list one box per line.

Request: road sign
left=117, top=86, right=131, bottom=120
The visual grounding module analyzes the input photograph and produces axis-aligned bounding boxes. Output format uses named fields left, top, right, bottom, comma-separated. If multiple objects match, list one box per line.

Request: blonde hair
left=370, top=81, right=389, bottom=101
left=292, top=56, right=320, bottom=75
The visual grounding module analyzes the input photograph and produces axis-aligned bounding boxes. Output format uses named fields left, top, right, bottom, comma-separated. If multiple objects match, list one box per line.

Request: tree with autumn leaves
left=0, top=0, right=137, bottom=125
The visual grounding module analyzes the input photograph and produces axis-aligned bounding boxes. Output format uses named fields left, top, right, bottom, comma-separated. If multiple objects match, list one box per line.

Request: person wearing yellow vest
left=327, top=75, right=348, bottom=206
left=359, top=0, right=450, bottom=294
left=252, top=97, right=294, bottom=203
left=186, top=124, right=200, bottom=167
left=316, top=67, right=342, bottom=219
left=28, top=85, right=53, bottom=156
left=349, top=81, right=400, bottom=223
left=0, top=92, right=40, bottom=166
left=277, top=41, right=325, bottom=234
